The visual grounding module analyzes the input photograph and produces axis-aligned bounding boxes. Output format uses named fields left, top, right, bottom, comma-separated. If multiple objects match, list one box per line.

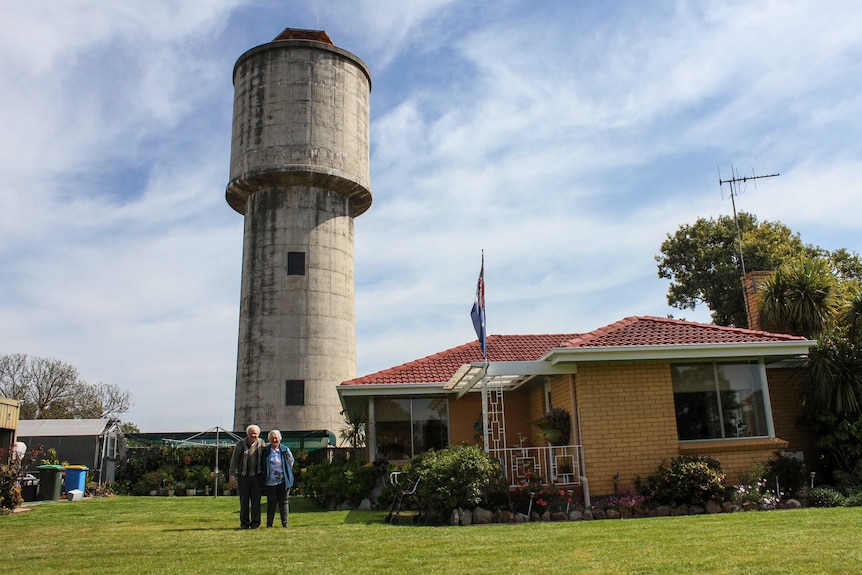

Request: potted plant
left=533, top=408, right=571, bottom=446
left=137, top=470, right=163, bottom=496
left=162, top=475, right=175, bottom=497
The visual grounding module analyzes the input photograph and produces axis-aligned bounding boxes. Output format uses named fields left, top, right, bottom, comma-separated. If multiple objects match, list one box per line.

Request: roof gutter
left=542, top=340, right=815, bottom=365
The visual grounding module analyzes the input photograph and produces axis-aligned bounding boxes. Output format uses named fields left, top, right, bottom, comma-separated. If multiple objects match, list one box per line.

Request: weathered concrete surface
left=228, top=33, right=371, bottom=434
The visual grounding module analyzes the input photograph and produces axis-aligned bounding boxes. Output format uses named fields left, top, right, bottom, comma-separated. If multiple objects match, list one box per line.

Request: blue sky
left=2, top=1, right=861, bottom=431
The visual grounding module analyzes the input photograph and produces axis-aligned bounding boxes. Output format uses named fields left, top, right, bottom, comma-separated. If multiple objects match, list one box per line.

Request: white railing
left=490, top=444, right=583, bottom=489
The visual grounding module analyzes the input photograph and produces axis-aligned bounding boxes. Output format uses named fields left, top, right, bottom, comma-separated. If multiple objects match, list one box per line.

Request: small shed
left=16, top=418, right=124, bottom=483
left=0, top=397, right=21, bottom=462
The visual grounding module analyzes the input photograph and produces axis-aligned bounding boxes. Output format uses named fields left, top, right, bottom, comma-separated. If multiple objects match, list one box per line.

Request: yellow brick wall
left=446, top=361, right=804, bottom=495
left=448, top=393, right=483, bottom=446
left=679, top=437, right=789, bottom=485
left=528, top=385, right=546, bottom=445
left=576, top=363, right=680, bottom=497
left=448, top=389, right=536, bottom=448
left=504, top=389, right=535, bottom=447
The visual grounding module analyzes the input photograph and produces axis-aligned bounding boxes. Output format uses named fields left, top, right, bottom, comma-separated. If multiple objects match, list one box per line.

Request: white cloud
left=2, top=0, right=861, bottom=429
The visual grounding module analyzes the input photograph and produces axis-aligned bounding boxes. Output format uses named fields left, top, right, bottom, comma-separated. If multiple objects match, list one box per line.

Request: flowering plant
left=594, top=488, right=650, bottom=512
left=731, top=478, right=781, bottom=508
left=515, top=471, right=572, bottom=514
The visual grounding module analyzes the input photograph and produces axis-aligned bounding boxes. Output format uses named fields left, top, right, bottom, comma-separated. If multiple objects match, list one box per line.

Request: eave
left=445, top=340, right=814, bottom=398
left=543, top=340, right=815, bottom=365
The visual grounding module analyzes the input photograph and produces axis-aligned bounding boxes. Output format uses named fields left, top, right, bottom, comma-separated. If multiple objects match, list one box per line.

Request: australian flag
left=470, top=254, right=487, bottom=361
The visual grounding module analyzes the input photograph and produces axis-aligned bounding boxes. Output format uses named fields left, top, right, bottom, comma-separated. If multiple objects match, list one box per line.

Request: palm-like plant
left=803, top=331, right=862, bottom=417
left=758, top=256, right=839, bottom=338
left=841, top=283, right=862, bottom=342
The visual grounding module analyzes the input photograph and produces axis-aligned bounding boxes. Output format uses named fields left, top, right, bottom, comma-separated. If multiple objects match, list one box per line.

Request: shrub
left=0, top=444, right=43, bottom=511
left=410, top=444, right=503, bottom=523
left=85, top=481, right=115, bottom=498
left=302, top=461, right=379, bottom=509
left=135, top=470, right=164, bottom=495
left=809, top=486, right=846, bottom=507
left=640, top=455, right=726, bottom=506
left=843, top=488, right=862, bottom=507
left=764, top=453, right=808, bottom=497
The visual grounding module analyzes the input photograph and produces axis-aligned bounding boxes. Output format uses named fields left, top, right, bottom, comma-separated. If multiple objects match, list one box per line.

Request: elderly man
left=229, top=424, right=266, bottom=529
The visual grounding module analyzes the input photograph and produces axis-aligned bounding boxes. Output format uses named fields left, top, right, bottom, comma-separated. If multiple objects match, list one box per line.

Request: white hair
left=268, top=429, right=282, bottom=441
left=246, top=424, right=260, bottom=435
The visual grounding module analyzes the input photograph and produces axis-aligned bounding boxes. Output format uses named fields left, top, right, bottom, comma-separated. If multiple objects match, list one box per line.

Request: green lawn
left=1, top=497, right=861, bottom=574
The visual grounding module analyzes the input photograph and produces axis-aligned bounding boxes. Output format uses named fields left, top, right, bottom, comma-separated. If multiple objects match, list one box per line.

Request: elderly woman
left=261, top=429, right=295, bottom=528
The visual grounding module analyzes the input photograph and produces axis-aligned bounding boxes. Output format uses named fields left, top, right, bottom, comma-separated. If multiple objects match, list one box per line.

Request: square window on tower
left=287, top=251, right=306, bottom=275
left=285, top=380, right=305, bottom=406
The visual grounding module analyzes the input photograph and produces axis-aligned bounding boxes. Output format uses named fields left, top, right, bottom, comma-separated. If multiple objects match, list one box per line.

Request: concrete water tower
left=226, top=29, right=372, bottom=435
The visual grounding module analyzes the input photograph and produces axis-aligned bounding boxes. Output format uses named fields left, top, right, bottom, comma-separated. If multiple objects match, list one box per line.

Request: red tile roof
left=341, top=334, right=579, bottom=386
left=562, top=316, right=808, bottom=348
left=341, top=316, right=808, bottom=387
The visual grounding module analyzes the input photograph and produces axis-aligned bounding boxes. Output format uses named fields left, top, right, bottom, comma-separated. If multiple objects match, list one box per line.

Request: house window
left=672, top=361, right=770, bottom=441
left=287, top=251, right=305, bottom=275
left=285, top=380, right=305, bottom=406
left=374, top=397, right=449, bottom=460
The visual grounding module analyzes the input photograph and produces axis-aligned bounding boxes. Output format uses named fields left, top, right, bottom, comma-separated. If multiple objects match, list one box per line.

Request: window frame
left=371, top=396, right=450, bottom=460
left=672, top=360, right=775, bottom=442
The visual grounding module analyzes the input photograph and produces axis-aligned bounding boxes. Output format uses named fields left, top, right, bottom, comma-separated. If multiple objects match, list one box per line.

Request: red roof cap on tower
left=272, top=28, right=333, bottom=44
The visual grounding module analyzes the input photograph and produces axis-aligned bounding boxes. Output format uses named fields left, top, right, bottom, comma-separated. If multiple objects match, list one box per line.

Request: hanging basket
left=533, top=408, right=571, bottom=446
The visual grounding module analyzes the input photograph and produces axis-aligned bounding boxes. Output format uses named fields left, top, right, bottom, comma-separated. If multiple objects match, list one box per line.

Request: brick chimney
left=741, top=271, right=774, bottom=331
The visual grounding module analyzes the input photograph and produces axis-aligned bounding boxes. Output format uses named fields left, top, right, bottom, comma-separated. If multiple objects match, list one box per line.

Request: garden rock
left=582, top=510, right=594, bottom=520
left=568, top=510, right=583, bottom=521
left=705, top=500, right=721, bottom=514
left=338, top=500, right=352, bottom=511
left=550, top=511, right=568, bottom=521
left=784, top=499, right=802, bottom=509
left=460, top=508, right=473, bottom=526
left=721, top=501, right=734, bottom=513
left=450, top=509, right=460, bottom=526
left=358, top=498, right=372, bottom=511
left=606, top=509, right=621, bottom=519
left=473, top=507, right=492, bottom=524
left=650, top=506, right=671, bottom=517
left=514, top=512, right=529, bottom=523
left=499, top=510, right=514, bottom=523
left=593, top=509, right=607, bottom=520
left=690, top=505, right=706, bottom=515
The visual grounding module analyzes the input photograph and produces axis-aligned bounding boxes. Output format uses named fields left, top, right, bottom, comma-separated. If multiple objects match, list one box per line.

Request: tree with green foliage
left=656, top=212, right=807, bottom=326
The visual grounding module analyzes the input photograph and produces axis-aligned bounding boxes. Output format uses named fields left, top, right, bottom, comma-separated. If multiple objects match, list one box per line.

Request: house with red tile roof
left=338, top=316, right=815, bottom=501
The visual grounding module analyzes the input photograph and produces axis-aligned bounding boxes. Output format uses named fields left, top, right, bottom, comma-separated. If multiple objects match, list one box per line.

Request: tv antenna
left=718, top=166, right=779, bottom=327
